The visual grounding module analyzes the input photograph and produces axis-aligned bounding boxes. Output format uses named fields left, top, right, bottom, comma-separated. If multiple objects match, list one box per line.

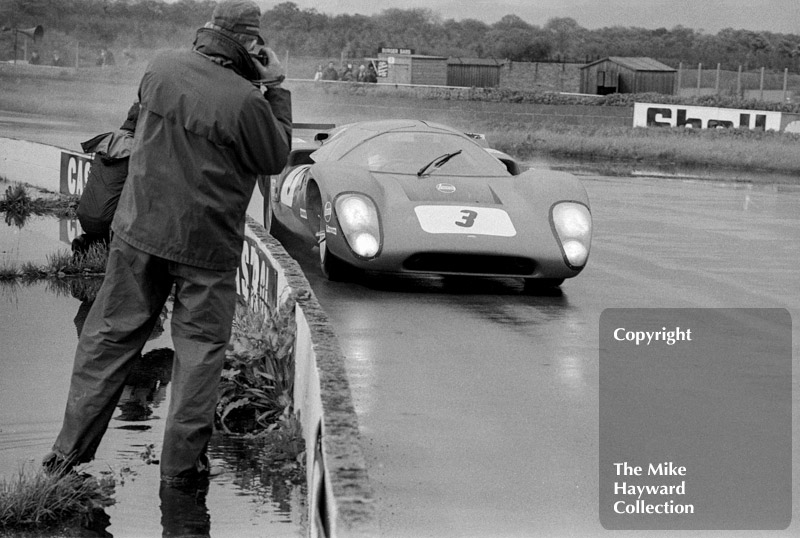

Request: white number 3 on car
left=414, top=206, right=517, bottom=237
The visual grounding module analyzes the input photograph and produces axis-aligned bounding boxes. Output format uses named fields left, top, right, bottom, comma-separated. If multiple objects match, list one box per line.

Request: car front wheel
left=262, top=176, right=287, bottom=240
left=523, top=278, right=564, bottom=293
left=317, top=207, right=348, bottom=281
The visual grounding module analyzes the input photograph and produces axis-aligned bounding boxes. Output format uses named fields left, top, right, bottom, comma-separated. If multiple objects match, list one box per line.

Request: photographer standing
left=45, top=0, right=291, bottom=487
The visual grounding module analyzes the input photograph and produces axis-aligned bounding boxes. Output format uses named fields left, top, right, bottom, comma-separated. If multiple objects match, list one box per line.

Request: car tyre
left=523, top=278, right=564, bottom=293
left=261, top=176, right=288, bottom=240
left=318, top=209, right=348, bottom=281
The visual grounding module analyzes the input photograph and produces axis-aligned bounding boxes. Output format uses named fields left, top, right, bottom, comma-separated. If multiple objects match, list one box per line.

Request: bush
left=216, top=300, right=297, bottom=434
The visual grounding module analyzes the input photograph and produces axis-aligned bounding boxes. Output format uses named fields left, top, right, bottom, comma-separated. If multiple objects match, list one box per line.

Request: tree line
left=2, top=0, right=799, bottom=71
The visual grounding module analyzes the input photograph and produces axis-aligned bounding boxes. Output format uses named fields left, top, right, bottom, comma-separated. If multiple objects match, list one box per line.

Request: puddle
left=0, top=216, right=306, bottom=537
left=1, top=213, right=75, bottom=268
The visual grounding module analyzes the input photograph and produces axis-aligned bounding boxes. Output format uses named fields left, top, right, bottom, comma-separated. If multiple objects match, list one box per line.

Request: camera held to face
left=250, top=45, right=269, bottom=66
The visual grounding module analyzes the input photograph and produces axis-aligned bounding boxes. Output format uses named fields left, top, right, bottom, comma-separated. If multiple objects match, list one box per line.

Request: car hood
left=379, top=172, right=505, bottom=204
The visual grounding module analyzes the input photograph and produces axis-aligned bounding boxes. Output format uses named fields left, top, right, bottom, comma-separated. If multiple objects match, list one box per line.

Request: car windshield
left=338, top=132, right=511, bottom=176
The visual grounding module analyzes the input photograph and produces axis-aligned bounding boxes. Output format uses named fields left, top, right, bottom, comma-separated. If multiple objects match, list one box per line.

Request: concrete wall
left=500, top=61, right=582, bottom=93
left=0, top=137, right=378, bottom=538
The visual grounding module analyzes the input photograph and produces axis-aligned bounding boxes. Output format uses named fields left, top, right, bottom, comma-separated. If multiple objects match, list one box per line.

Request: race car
left=258, top=119, right=591, bottom=289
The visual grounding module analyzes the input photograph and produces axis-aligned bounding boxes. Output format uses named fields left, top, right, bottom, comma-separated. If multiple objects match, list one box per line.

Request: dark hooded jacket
left=111, top=28, right=292, bottom=270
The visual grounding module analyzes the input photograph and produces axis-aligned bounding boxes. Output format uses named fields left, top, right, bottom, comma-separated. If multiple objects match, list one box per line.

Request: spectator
left=97, top=48, right=116, bottom=67
left=321, top=61, right=338, bottom=80
left=72, top=102, right=140, bottom=255
left=104, top=48, right=116, bottom=66
left=313, top=64, right=323, bottom=81
left=29, top=51, right=41, bottom=65
left=356, top=64, right=367, bottom=82
left=52, top=51, right=63, bottom=66
left=44, top=0, right=292, bottom=488
left=123, top=48, right=137, bottom=66
left=340, top=63, right=355, bottom=81
left=365, top=62, right=378, bottom=83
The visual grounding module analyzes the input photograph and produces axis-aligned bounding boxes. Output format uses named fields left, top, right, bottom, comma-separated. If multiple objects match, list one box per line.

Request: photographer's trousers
left=52, top=237, right=236, bottom=479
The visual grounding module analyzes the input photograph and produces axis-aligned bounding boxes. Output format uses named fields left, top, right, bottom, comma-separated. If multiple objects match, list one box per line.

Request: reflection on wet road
left=277, top=175, right=800, bottom=537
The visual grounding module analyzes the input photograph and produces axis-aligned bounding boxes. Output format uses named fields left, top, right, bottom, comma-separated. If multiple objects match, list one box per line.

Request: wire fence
left=676, top=63, right=800, bottom=103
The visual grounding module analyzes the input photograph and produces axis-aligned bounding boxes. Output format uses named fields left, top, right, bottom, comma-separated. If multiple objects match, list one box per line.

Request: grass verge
left=0, top=183, right=77, bottom=226
left=0, top=246, right=108, bottom=280
left=488, top=124, right=800, bottom=178
left=0, top=465, right=115, bottom=533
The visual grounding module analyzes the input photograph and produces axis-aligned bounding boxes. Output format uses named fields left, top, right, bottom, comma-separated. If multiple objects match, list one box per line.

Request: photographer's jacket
left=112, top=34, right=292, bottom=271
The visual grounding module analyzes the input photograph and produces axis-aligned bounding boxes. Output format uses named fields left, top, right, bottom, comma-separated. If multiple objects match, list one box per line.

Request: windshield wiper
left=416, top=150, right=462, bottom=177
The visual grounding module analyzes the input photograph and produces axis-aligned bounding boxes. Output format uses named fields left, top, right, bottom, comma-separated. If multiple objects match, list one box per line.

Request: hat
left=211, top=0, right=262, bottom=39
left=120, top=102, right=140, bottom=131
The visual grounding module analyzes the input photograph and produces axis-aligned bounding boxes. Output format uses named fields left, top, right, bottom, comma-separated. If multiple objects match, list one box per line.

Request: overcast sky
left=252, top=0, right=799, bottom=33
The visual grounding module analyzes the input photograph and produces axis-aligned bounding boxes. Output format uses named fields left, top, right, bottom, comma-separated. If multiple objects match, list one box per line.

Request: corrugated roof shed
left=585, top=57, right=676, bottom=71
left=447, top=58, right=503, bottom=66
left=580, top=57, right=677, bottom=94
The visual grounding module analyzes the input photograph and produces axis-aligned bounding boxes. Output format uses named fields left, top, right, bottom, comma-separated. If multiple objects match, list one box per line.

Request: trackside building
left=580, top=57, right=676, bottom=95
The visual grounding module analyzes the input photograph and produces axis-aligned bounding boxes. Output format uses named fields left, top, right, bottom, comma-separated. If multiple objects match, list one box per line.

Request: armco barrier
left=0, top=136, right=377, bottom=538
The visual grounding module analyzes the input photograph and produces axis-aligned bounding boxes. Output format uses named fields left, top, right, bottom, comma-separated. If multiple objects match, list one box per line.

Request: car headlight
left=335, top=194, right=381, bottom=259
left=551, top=202, right=591, bottom=269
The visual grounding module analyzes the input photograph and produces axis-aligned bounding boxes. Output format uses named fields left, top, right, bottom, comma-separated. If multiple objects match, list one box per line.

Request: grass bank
left=488, top=123, right=800, bottom=178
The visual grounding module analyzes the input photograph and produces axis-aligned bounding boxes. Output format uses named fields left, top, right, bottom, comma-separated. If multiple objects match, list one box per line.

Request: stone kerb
left=245, top=218, right=379, bottom=538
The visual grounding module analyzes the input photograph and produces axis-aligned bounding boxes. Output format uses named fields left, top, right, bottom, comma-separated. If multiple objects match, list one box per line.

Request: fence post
left=696, top=63, right=702, bottom=96
left=715, top=63, right=721, bottom=94
left=783, top=68, right=789, bottom=102
left=284, top=50, right=289, bottom=78
left=75, top=41, right=79, bottom=69
left=759, top=67, right=765, bottom=101
left=676, top=62, right=682, bottom=96
left=737, top=65, right=742, bottom=98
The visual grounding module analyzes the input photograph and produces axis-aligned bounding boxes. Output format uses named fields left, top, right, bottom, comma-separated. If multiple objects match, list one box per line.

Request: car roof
left=331, top=119, right=461, bottom=135
left=311, top=119, right=471, bottom=162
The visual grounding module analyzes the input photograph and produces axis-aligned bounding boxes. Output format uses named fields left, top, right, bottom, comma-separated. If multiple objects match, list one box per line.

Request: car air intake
left=402, top=253, right=536, bottom=276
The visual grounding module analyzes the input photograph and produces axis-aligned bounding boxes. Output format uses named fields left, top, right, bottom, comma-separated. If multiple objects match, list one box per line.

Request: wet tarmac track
left=270, top=174, right=800, bottom=537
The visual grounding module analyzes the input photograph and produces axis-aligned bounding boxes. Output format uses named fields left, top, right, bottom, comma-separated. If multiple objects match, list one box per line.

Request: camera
left=250, top=45, right=269, bottom=66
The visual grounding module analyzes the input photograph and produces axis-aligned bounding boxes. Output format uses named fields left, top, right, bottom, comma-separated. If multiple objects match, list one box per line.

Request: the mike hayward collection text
left=612, top=462, right=695, bottom=515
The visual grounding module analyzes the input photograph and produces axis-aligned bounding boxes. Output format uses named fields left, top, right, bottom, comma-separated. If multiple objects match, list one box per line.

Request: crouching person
left=72, top=102, right=140, bottom=254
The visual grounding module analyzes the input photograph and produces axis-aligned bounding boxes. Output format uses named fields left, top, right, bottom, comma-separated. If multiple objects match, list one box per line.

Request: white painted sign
left=633, top=103, right=782, bottom=131
left=414, top=206, right=516, bottom=237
